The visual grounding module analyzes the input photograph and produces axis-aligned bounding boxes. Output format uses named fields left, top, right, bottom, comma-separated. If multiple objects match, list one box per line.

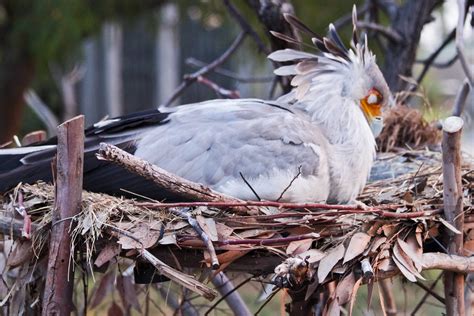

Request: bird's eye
left=366, top=89, right=382, bottom=105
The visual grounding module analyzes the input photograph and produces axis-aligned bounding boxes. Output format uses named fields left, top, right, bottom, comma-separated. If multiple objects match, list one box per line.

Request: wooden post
left=42, top=116, right=84, bottom=315
left=441, top=116, right=465, bottom=316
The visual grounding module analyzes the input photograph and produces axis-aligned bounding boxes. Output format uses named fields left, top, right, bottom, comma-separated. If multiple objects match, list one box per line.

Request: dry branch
left=442, top=116, right=465, bottom=316
left=211, top=272, right=252, bottom=316
left=96, top=143, right=250, bottom=210
left=141, top=249, right=217, bottom=301
left=42, top=115, right=84, bottom=315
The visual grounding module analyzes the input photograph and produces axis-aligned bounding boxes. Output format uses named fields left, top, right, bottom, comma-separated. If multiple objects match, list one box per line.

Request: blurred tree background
left=1, top=0, right=470, bottom=145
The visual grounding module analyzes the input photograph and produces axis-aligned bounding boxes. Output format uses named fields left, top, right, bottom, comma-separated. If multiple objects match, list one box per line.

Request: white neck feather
left=282, top=71, right=376, bottom=202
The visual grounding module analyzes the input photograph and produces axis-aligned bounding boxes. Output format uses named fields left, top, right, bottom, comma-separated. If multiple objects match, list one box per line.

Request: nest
left=0, top=149, right=473, bottom=314
left=377, top=105, right=441, bottom=152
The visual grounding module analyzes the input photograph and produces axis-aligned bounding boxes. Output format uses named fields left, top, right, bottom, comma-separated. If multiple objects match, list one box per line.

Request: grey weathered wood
left=96, top=143, right=256, bottom=214
left=42, top=116, right=84, bottom=315
left=211, top=272, right=252, bottom=316
left=441, top=116, right=465, bottom=316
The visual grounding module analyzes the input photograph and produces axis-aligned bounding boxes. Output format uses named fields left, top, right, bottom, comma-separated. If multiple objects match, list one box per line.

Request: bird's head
left=268, top=5, right=392, bottom=137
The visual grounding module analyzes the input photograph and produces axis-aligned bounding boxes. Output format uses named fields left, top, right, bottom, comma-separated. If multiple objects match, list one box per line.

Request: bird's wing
left=0, top=109, right=170, bottom=193
left=135, top=99, right=331, bottom=202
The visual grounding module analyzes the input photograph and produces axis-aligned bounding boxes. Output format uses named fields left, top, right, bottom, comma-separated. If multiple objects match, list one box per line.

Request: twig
left=167, top=207, right=220, bottom=269
left=161, top=32, right=246, bottom=107
left=333, top=3, right=370, bottom=29
left=276, top=166, right=302, bottom=202
left=157, top=285, right=199, bottom=316
left=135, top=200, right=440, bottom=219
left=380, top=278, right=397, bottom=316
left=417, top=54, right=458, bottom=68
left=413, top=280, right=445, bottom=304
left=186, top=58, right=274, bottom=83
left=182, top=232, right=320, bottom=247
left=441, top=115, right=465, bottom=315
left=456, top=0, right=474, bottom=86
left=23, top=90, right=59, bottom=137
left=356, top=21, right=403, bottom=43
left=96, top=143, right=254, bottom=213
left=205, top=276, right=253, bottom=316
left=239, top=172, right=261, bottom=201
left=209, top=273, right=252, bottom=316
left=411, top=272, right=443, bottom=315
left=255, top=288, right=280, bottom=316
left=141, top=249, right=218, bottom=301
left=452, top=79, right=471, bottom=117
left=223, top=0, right=269, bottom=54
left=416, top=28, right=456, bottom=85
left=42, top=115, right=84, bottom=315
left=196, top=76, right=240, bottom=99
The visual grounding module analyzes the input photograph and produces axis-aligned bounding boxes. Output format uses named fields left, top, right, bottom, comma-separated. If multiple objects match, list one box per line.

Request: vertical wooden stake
left=441, top=116, right=465, bottom=316
left=42, top=116, right=84, bottom=315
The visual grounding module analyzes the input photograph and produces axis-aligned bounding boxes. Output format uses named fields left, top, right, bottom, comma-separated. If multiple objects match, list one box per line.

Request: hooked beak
left=360, top=99, right=383, bottom=137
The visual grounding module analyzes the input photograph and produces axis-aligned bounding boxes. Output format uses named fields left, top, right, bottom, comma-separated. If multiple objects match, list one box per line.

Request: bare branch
left=186, top=58, right=274, bottom=83
left=452, top=79, right=471, bottom=117
left=411, top=273, right=443, bottom=315
left=24, top=90, right=59, bottom=137
left=456, top=0, right=474, bottom=86
left=161, top=32, right=246, bottom=107
left=167, top=206, right=220, bottom=269
left=210, top=273, right=252, bottom=316
left=356, top=21, right=403, bottom=43
left=416, top=28, right=456, bottom=85
left=96, top=143, right=248, bottom=206
left=223, top=0, right=269, bottom=54
left=196, top=76, right=240, bottom=99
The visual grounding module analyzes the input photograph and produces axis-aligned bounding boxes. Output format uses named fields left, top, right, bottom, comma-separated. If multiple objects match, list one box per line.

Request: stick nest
left=1, top=149, right=473, bottom=312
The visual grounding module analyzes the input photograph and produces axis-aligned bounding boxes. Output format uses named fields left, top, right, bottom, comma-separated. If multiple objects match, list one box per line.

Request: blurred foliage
left=1, top=0, right=165, bottom=74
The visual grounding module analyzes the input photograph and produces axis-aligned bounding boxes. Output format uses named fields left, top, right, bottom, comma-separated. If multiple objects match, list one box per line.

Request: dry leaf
left=215, top=222, right=233, bottom=240
left=366, top=280, right=374, bottom=310
left=237, top=229, right=275, bottom=239
left=439, top=217, right=462, bottom=235
left=166, top=220, right=188, bottom=231
left=343, top=232, right=371, bottom=264
left=367, top=237, right=387, bottom=256
left=95, top=243, right=121, bottom=268
left=376, top=258, right=395, bottom=272
left=392, top=253, right=417, bottom=282
left=318, top=244, right=345, bottom=283
left=305, top=279, right=319, bottom=301
left=118, top=223, right=161, bottom=249
left=397, top=236, right=423, bottom=272
left=286, top=239, right=313, bottom=256
left=90, top=271, right=115, bottom=309
left=348, top=277, right=363, bottom=316
left=335, top=272, right=356, bottom=305
left=325, top=297, right=341, bottom=316
left=108, top=302, right=123, bottom=316
left=196, top=216, right=218, bottom=241
left=393, top=242, right=424, bottom=280
left=6, top=240, right=33, bottom=268
left=117, top=275, right=141, bottom=312
left=381, top=224, right=397, bottom=237
left=298, top=249, right=326, bottom=263
left=158, top=233, right=177, bottom=245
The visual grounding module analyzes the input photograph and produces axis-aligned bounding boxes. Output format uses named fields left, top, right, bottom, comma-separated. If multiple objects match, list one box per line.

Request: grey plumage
left=0, top=7, right=391, bottom=203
